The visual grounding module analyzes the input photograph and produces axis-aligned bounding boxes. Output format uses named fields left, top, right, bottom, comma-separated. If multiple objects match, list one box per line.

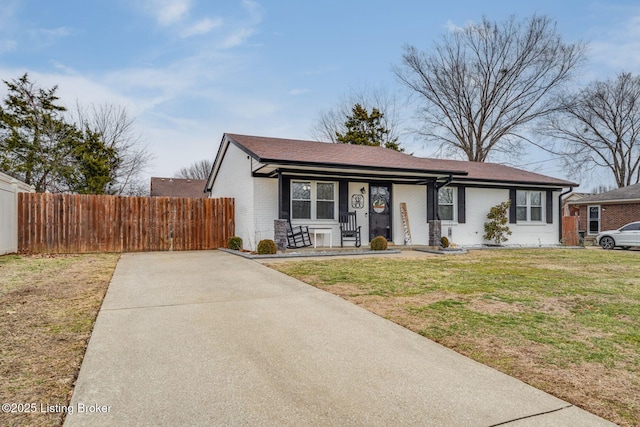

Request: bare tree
left=174, top=159, right=213, bottom=180
left=310, top=85, right=404, bottom=145
left=541, top=72, right=640, bottom=188
left=74, top=103, right=154, bottom=195
left=394, top=15, right=585, bottom=162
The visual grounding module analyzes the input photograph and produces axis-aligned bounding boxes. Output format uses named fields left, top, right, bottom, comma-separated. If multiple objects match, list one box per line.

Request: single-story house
left=205, top=133, right=577, bottom=250
left=566, top=183, right=640, bottom=243
left=150, top=177, right=210, bottom=198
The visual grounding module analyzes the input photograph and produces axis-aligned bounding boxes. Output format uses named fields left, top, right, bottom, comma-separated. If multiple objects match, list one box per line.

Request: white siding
left=252, top=178, right=278, bottom=249
left=210, top=144, right=254, bottom=250
left=0, top=172, right=34, bottom=255
left=393, top=184, right=429, bottom=246
left=508, top=190, right=561, bottom=245
left=447, top=188, right=561, bottom=246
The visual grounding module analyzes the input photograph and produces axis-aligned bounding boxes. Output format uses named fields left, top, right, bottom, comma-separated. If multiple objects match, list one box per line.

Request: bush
left=441, top=236, right=450, bottom=248
left=370, top=236, right=388, bottom=251
left=483, top=201, right=512, bottom=245
left=227, top=236, right=243, bottom=250
left=257, top=239, right=278, bottom=255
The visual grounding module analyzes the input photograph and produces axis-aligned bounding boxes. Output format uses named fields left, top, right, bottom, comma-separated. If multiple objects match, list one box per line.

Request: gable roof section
left=150, top=177, right=208, bottom=198
left=207, top=133, right=577, bottom=190
left=567, top=183, right=640, bottom=204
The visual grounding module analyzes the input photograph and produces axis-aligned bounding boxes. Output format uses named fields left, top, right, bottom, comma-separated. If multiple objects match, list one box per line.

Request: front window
left=291, top=181, right=335, bottom=220
left=292, top=182, right=311, bottom=219
left=438, top=187, right=455, bottom=221
left=316, top=182, right=335, bottom=220
left=516, top=191, right=543, bottom=222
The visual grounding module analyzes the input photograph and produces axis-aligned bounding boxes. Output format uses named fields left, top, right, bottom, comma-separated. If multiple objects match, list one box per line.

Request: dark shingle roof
left=224, top=133, right=577, bottom=187
left=150, top=177, right=208, bottom=198
left=567, top=183, right=640, bottom=204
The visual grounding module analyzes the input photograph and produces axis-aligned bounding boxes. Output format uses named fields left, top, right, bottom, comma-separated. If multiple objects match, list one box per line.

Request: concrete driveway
left=64, top=251, right=614, bottom=426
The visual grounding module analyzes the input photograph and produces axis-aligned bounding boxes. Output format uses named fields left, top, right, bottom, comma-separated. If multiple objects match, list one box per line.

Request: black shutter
left=427, top=182, right=436, bottom=221
left=509, top=188, right=517, bottom=224
left=457, top=186, right=466, bottom=224
left=280, top=175, right=290, bottom=219
left=339, top=180, right=349, bottom=215
left=546, top=190, right=553, bottom=224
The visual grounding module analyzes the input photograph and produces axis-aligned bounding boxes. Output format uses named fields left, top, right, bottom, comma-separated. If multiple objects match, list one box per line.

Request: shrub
left=257, top=239, right=278, bottom=255
left=227, top=236, right=243, bottom=250
left=483, top=201, right=512, bottom=245
left=441, top=236, right=450, bottom=248
left=370, top=236, right=388, bottom=251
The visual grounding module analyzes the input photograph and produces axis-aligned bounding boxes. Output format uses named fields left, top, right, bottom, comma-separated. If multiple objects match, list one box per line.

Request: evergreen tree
left=0, top=73, right=118, bottom=193
left=335, top=104, right=402, bottom=151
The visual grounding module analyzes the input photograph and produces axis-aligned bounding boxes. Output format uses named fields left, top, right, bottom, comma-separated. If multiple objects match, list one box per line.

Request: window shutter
left=339, top=180, right=349, bottom=215
left=509, top=188, right=517, bottom=224
left=457, top=186, right=466, bottom=223
left=546, top=190, right=553, bottom=224
left=427, top=183, right=436, bottom=221
left=280, top=175, right=290, bottom=219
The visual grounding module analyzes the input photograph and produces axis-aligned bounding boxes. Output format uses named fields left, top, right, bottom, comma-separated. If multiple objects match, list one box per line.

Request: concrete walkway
left=64, top=251, right=614, bottom=426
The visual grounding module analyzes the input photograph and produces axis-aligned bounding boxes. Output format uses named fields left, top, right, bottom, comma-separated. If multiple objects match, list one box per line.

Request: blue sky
left=1, top=0, right=640, bottom=190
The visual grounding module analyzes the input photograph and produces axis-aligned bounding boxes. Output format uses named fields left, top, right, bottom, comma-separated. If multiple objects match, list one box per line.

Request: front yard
left=0, top=253, right=119, bottom=427
left=269, top=249, right=639, bottom=426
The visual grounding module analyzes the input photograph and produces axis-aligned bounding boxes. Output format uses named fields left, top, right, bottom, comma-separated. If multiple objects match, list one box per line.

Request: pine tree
left=0, top=74, right=118, bottom=193
left=335, top=104, right=402, bottom=151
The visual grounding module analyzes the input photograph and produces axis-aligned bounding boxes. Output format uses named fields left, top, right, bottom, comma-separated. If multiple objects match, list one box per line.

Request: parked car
left=596, top=221, right=640, bottom=249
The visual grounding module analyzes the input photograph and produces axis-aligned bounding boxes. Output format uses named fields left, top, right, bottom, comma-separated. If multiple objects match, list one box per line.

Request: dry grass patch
left=0, top=253, right=119, bottom=427
left=268, top=249, right=640, bottom=426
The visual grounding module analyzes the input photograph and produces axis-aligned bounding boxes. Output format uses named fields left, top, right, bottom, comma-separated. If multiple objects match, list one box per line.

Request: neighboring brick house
left=150, top=177, right=209, bottom=198
left=566, top=183, right=640, bottom=244
left=205, top=133, right=577, bottom=250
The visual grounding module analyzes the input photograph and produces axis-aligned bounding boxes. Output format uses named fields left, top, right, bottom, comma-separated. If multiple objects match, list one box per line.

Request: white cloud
left=181, top=17, right=223, bottom=38
left=30, top=26, right=73, bottom=47
left=217, top=27, right=256, bottom=49
left=444, top=20, right=463, bottom=32
left=289, top=88, right=310, bottom=96
left=589, top=13, right=640, bottom=74
left=0, top=39, right=16, bottom=53
left=145, top=0, right=191, bottom=26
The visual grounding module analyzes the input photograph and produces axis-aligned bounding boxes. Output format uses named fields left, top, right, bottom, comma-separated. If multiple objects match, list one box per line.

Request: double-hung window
left=291, top=181, right=336, bottom=220
left=438, top=187, right=455, bottom=221
left=516, top=191, right=543, bottom=222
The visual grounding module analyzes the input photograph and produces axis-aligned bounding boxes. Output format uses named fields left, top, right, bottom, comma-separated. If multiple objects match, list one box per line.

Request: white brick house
left=206, top=133, right=577, bottom=250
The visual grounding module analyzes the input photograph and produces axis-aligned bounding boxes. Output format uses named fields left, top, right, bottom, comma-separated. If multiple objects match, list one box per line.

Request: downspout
left=559, top=187, right=574, bottom=244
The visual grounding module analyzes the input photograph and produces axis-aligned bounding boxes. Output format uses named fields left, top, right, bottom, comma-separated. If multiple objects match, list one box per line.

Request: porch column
left=429, top=220, right=441, bottom=246
left=274, top=219, right=287, bottom=251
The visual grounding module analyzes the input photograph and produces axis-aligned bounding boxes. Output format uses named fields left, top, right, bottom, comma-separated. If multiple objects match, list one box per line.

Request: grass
left=0, top=253, right=119, bottom=427
left=269, top=249, right=640, bottom=426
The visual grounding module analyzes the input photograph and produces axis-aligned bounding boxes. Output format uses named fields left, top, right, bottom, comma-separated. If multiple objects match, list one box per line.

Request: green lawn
left=269, top=249, right=640, bottom=426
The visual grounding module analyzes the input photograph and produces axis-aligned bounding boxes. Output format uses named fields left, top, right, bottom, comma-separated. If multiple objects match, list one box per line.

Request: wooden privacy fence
left=562, top=215, right=580, bottom=246
left=18, top=193, right=234, bottom=254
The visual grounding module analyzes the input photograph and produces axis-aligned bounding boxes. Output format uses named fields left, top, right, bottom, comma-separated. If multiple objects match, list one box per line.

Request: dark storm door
left=370, top=184, right=391, bottom=240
